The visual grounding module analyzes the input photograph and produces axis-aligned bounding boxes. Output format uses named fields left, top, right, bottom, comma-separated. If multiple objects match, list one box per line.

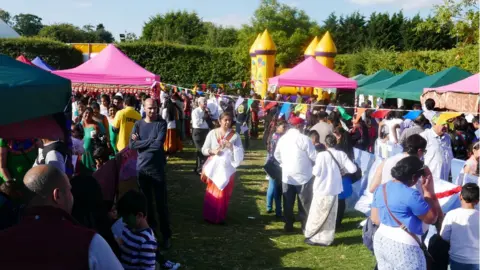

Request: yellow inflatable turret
left=255, top=29, right=276, bottom=98
left=315, top=31, right=337, bottom=69
left=249, top=34, right=261, bottom=90
left=304, top=36, right=319, bottom=59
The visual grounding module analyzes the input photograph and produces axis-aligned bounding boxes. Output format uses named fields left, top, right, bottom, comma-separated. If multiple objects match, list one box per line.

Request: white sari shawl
left=202, top=129, right=244, bottom=190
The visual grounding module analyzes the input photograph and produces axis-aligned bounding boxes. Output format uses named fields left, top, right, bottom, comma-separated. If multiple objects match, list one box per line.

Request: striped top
left=119, top=226, right=157, bottom=270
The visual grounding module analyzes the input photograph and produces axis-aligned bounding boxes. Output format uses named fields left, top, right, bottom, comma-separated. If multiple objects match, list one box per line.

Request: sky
left=2, top=0, right=442, bottom=39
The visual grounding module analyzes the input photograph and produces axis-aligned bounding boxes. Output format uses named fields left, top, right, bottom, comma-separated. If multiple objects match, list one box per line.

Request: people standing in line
left=265, top=119, right=287, bottom=217
left=310, top=111, right=333, bottom=145
left=0, top=138, right=37, bottom=183
left=162, top=99, right=183, bottom=156
left=371, top=156, right=439, bottom=270
left=304, top=134, right=357, bottom=246
left=399, top=114, right=427, bottom=145
left=129, top=98, right=172, bottom=250
left=112, top=95, right=142, bottom=152
left=111, top=94, right=123, bottom=110
left=107, top=105, right=119, bottom=155
left=81, top=107, right=100, bottom=173
left=0, top=165, right=123, bottom=269
left=440, top=183, right=479, bottom=270
left=33, top=138, right=67, bottom=173
left=274, top=116, right=317, bottom=232
left=191, top=97, right=211, bottom=175
left=200, top=112, right=244, bottom=224
left=100, top=94, right=110, bottom=117
left=235, top=96, right=250, bottom=150
left=420, top=114, right=454, bottom=181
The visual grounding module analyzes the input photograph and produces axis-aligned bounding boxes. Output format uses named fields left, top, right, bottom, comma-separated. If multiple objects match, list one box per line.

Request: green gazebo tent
left=356, top=69, right=427, bottom=98
left=357, top=70, right=394, bottom=87
left=0, top=54, right=71, bottom=126
left=351, top=74, right=366, bottom=81
left=384, top=67, right=473, bottom=101
left=0, top=54, right=72, bottom=141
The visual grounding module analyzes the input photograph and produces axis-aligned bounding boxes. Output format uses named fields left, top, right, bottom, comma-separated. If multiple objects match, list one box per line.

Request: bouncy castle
left=249, top=30, right=338, bottom=98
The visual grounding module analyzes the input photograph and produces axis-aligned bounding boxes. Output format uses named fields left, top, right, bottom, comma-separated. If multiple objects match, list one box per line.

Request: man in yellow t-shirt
left=112, top=95, right=142, bottom=151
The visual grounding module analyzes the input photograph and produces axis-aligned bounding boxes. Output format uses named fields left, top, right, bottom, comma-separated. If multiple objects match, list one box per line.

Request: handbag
left=263, top=157, right=282, bottom=183
left=382, top=184, right=433, bottom=269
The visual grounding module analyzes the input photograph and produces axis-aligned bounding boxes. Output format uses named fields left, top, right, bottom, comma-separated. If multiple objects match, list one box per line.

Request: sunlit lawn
left=159, top=139, right=376, bottom=269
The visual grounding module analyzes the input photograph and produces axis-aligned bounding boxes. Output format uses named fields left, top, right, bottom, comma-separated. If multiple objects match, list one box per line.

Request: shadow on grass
left=162, top=139, right=303, bottom=270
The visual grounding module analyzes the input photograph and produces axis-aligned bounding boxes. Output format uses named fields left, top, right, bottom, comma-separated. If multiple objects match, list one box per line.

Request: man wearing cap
left=274, top=116, right=317, bottom=232
left=420, top=115, right=454, bottom=180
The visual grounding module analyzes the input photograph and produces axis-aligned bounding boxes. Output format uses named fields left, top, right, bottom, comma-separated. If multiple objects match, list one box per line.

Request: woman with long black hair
left=162, top=98, right=183, bottom=155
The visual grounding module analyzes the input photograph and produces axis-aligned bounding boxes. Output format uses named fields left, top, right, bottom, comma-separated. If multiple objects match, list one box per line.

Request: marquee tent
left=351, top=74, right=366, bottom=81
left=0, top=19, right=19, bottom=38
left=421, top=73, right=479, bottom=113
left=0, top=54, right=71, bottom=139
left=16, top=55, right=33, bottom=66
left=384, top=67, right=472, bottom=101
left=32, top=56, right=55, bottom=71
left=356, top=69, right=426, bottom=98
left=357, top=70, right=394, bottom=87
left=53, top=44, right=160, bottom=96
left=268, top=57, right=357, bottom=89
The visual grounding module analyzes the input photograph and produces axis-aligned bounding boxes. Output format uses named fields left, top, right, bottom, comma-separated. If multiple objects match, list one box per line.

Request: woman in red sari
left=201, top=112, right=244, bottom=224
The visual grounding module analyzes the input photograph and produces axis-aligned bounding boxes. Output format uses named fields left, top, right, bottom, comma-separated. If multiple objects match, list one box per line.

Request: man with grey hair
left=0, top=165, right=122, bottom=269
left=191, top=96, right=211, bottom=175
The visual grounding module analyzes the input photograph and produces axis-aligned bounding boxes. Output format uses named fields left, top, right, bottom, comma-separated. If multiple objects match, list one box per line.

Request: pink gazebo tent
left=421, top=74, right=479, bottom=113
left=268, top=57, right=357, bottom=89
left=53, top=44, right=160, bottom=96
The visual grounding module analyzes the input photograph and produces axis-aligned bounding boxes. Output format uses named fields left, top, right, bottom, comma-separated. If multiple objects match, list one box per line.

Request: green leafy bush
left=0, top=37, right=83, bottom=69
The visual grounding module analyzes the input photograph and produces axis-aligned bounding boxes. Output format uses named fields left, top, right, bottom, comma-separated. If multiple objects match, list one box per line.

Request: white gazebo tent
left=0, top=19, right=20, bottom=38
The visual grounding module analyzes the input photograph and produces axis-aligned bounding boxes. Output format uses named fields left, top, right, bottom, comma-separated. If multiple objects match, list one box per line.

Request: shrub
left=0, top=37, right=83, bottom=69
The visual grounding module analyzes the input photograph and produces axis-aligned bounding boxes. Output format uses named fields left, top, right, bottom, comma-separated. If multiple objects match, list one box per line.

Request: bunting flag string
left=152, top=81, right=480, bottom=116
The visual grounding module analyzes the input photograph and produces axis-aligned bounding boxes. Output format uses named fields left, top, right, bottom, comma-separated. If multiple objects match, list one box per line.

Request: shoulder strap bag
left=382, top=184, right=433, bottom=270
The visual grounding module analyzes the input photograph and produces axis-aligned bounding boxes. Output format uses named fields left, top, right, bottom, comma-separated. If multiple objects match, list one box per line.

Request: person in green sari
left=107, top=105, right=119, bottom=155
left=81, top=107, right=100, bottom=172
left=0, top=139, right=38, bottom=183
left=91, top=102, right=111, bottom=148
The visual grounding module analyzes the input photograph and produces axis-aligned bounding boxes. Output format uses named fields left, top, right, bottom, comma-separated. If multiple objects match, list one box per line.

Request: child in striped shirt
left=116, top=190, right=180, bottom=270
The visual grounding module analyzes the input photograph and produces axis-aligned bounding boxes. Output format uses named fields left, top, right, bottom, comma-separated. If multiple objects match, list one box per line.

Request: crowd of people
left=0, top=86, right=478, bottom=270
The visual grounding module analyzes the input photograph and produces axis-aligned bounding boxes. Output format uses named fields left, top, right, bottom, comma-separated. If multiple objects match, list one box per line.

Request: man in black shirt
left=129, top=98, right=172, bottom=249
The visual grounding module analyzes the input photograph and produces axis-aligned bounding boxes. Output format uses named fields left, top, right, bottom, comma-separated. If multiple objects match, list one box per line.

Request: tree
left=125, top=32, right=138, bottom=42
left=142, top=11, right=207, bottom=45
left=334, top=12, right=366, bottom=53
left=95, top=24, right=114, bottom=43
left=417, top=0, right=479, bottom=44
left=0, top=9, right=11, bottom=25
left=38, top=23, right=86, bottom=42
left=203, top=23, right=238, bottom=48
left=12, top=13, right=43, bottom=36
left=248, top=0, right=319, bottom=67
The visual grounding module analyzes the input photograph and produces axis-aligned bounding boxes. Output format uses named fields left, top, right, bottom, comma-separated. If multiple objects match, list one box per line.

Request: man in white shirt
left=422, top=98, right=437, bottom=125
left=420, top=115, right=453, bottom=181
left=191, top=97, right=211, bottom=175
left=33, top=139, right=67, bottom=173
left=274, top=116, right=317, bottom=232
left=440, top=183, right=479, bottom=270
left=310, top=111, right=333, bottom=145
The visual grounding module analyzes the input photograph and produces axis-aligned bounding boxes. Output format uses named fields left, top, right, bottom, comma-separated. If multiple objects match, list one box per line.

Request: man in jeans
left=129, top=98, right=172, bottom=249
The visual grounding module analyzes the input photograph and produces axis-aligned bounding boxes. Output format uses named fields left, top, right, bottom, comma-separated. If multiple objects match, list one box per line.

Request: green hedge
left=0, top=38, right=83, bottom=69
left=335, top=45, right=479, bottom=77
left=116, top=42, right=249, bottom=85
left=1, top=38, right=477, bottom=86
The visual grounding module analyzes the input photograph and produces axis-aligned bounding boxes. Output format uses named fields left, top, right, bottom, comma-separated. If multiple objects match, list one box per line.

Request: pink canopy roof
left=424, top=73, right=479, bottom=94
left=53, top=44, right=159, bottom=85
left=268, top=57, right=357, bottom=89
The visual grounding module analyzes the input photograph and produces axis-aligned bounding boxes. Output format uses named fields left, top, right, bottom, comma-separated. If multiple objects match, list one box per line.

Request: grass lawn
left=161, top=138, right=376, bottom=270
